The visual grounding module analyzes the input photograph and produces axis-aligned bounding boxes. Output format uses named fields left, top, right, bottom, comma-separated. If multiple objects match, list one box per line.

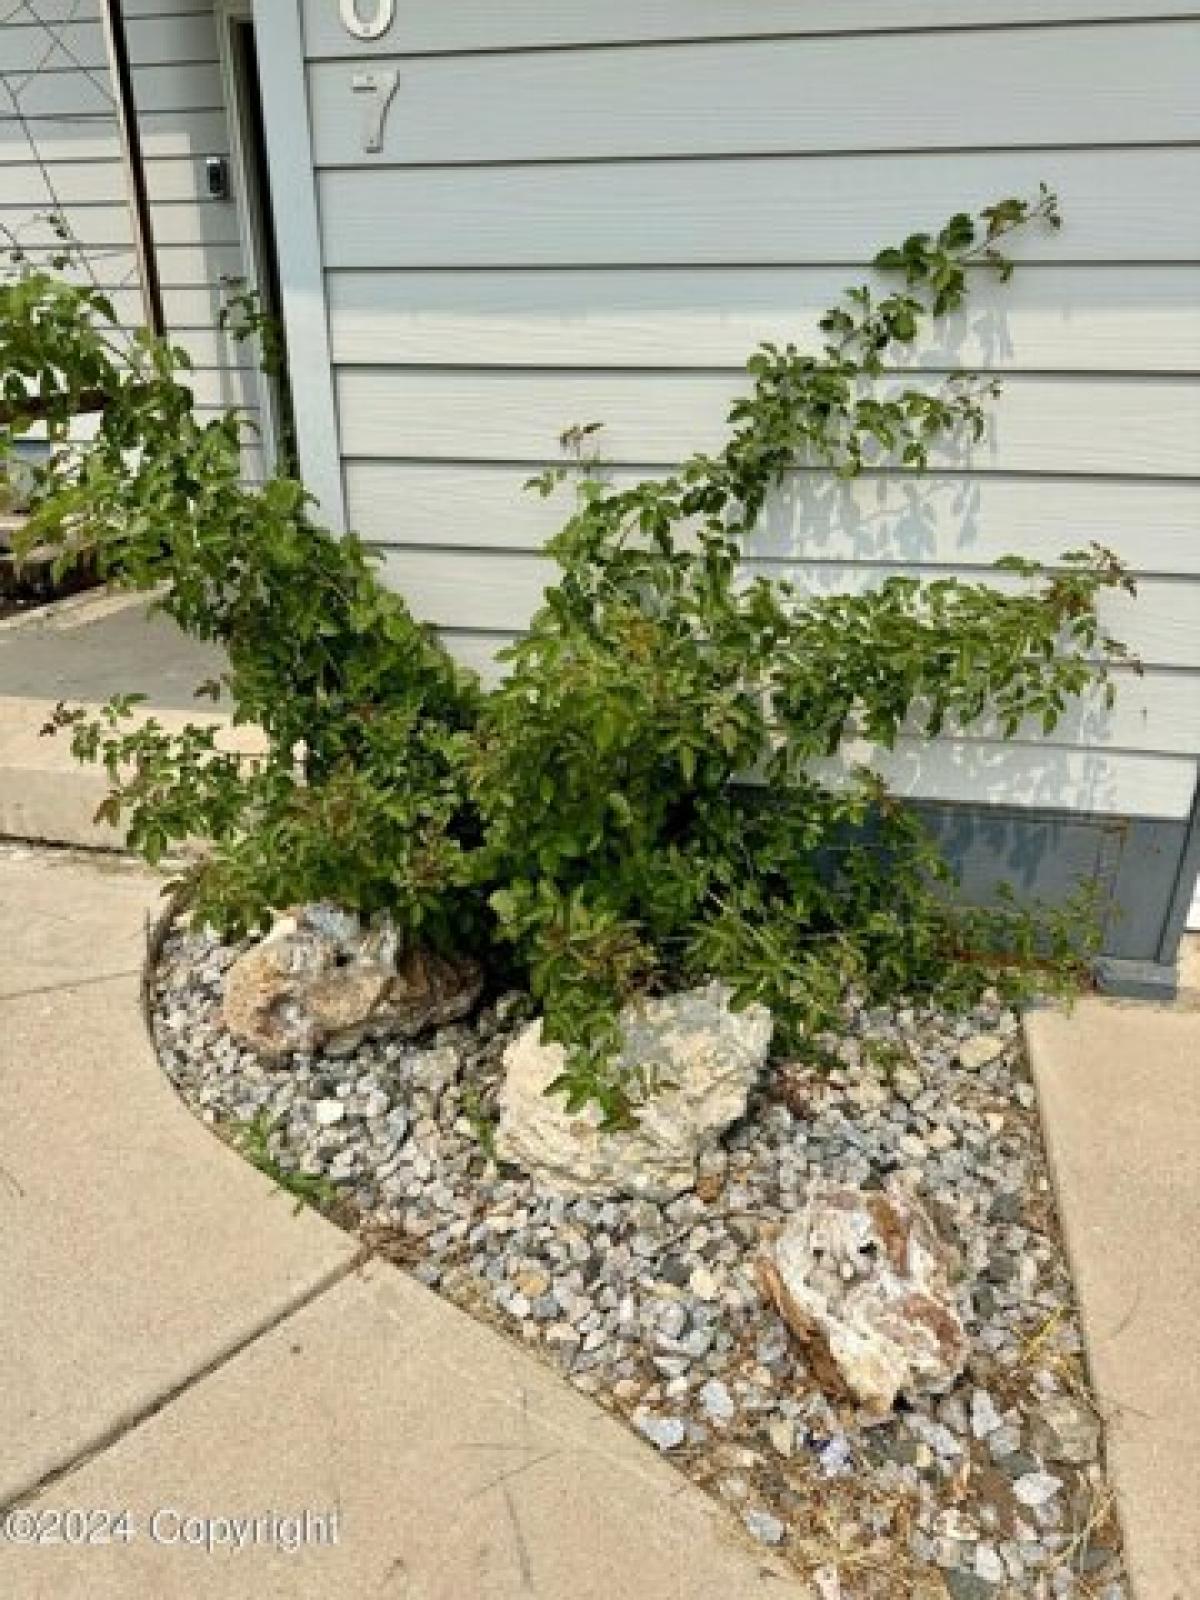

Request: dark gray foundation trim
left=911, top=794, right=1199, bottom=1000
left=1093, top=957, right=1179, bottom=1002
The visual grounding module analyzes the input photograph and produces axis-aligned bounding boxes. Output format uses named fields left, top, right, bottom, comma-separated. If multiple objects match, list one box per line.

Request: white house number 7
left=352, top=70, right=399, bottom=154
left=341, top=1, right=398, bottom=156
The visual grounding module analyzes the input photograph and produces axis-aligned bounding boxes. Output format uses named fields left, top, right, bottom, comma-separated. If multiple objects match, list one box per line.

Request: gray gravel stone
left=946, top=1572, right=999, bottom=1599
left=151, top=927, right=1128, bottom=1600
left=1013, top=1471, right=1064, bottom=1508
left=657, top=1302, right=688, bottom=1341
left=997, top=1449, right=1040, bottom=1479
left=974, top=1544, right=1006, bottom=1584
left=699, top=1378, right=735, bottom=1424
left=970, top=1389, right=1003, bottom=1439
left=634, top=1412, right=686, bottom=1451
left=987, top=1423, right=1023, bottom=1461
left=742, top=1509, right=785, bottom=1546
left=1030, top=1395, right=1102, bottom=1465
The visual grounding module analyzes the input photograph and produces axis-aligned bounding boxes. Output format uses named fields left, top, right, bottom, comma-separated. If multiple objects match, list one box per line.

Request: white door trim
left=213, top=0, right=279, bottom=469
left=246, top=0, right=346, bottom=531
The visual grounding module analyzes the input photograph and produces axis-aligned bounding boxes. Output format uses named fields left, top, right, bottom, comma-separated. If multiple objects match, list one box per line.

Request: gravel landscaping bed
left=153, top=923, right=1127, bottom=1600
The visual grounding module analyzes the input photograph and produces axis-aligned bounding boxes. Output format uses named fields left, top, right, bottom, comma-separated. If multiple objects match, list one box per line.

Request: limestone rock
left=756, top=1179, right=968, bottom=1423
left=493, top=982, right=771, bottom=1199
left=223, top=903, right=482, bottom=1057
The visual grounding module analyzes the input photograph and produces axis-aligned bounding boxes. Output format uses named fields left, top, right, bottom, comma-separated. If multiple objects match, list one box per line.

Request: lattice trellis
left=0, top=0, right=124, bottom=284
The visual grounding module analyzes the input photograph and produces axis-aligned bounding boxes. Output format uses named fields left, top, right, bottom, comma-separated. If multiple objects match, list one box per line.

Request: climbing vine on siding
left=1, top=190, right=1134, bottom=1122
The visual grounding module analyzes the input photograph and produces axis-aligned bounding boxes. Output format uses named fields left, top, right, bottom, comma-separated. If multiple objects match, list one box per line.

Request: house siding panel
left=316, top=150, right=1200, bottom=266
left=327, top=265, right=1200, bottom=373
left=306, top=24, right=1200, bottom=162
left=333, top=370, right=1200, bottom=478
left=300, top=1, right=1200, bottom=57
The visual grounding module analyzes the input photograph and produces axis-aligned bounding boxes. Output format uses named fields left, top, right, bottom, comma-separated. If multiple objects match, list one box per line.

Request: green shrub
left=2, top=190, right=1134, bottom=1122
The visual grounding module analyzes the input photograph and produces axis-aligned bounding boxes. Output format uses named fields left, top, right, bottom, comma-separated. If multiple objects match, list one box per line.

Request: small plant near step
left=1, top=191, right=1134, bottom=1122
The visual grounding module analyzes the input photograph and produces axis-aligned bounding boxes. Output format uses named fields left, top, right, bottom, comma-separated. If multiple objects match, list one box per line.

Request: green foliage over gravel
left=2, top=190, right=1134, bottom=1120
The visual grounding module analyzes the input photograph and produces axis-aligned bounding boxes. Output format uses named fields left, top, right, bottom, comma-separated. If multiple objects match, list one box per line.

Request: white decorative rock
left=493, top=982, right=771, bottom=1199
left=223, top=903, right=482, bottom=1057
left=756, top=1179, right=968, bottom=1424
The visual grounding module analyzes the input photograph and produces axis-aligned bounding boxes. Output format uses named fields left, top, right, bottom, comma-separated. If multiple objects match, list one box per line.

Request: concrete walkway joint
left=0, top=844, right=802, bottom=1599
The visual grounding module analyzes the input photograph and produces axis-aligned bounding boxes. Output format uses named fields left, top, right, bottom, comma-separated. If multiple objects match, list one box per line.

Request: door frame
left=214, top=0, right=284, bottom=470
left=215, top=0, right=345, bottom=528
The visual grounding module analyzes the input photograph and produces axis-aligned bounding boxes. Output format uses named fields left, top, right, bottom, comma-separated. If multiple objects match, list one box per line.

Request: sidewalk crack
left=0, top=967, right=142, bottom=1004
left=0, top=1246, right=370, bottom=1511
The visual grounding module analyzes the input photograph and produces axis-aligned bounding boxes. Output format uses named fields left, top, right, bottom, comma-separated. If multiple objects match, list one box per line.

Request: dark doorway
left=223, top=12, right=296, bottom=474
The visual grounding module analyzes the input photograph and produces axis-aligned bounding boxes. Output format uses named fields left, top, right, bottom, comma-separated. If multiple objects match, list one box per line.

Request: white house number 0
left=339, top=0, right=394, bottom=40
left=341, top=2, right=398, bottom=155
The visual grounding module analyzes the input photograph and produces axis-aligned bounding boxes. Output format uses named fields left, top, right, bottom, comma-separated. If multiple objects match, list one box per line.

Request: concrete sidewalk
left=0, top=845, right=800, bottom=1599
left=3, top=842, right=1195, bottom=1599
left=0, top=589, right=221, bottom=711
left=1027, top=985, right=1200, bottom=1600
left=0, top=592, right=239, bottom=849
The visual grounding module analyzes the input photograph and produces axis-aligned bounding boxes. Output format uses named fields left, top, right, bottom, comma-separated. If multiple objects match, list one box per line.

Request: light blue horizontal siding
left=343, top=464, right=1200, bottom=573
left=335, top=370, right=1200, bottom=477
left=0, top=13, right=218, bottom=73
left=301, top=5, right=1200, bottom=821
left=306, top=23, right=1200, bottom=164
left=317, top=149, right=1200, bottom=268
left=326, top=264, right=1200, bottom=373
left=301, top=1, right=1200, bottom=56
